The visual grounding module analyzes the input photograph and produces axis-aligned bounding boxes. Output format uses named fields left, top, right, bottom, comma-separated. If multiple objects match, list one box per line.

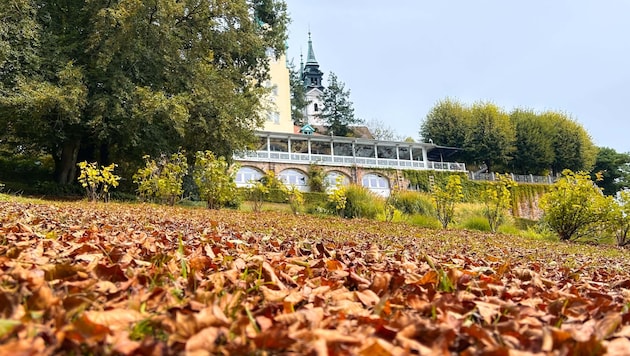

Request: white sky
left=285, top=1, right=630, bottom=153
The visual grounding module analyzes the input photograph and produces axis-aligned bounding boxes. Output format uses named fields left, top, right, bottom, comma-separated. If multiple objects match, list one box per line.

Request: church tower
left=301, top=32, right=325, bottom=126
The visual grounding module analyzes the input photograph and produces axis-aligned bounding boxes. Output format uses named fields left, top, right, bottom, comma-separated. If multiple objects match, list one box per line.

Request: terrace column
left=422, top=147, right=428, bottom=162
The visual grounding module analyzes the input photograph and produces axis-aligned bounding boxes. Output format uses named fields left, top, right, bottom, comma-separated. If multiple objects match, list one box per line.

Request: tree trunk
left=54, top=140, right=81, bottom=184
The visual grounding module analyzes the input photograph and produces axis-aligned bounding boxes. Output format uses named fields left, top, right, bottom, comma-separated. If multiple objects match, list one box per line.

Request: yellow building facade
left=261, top=52, right=295, bottom=133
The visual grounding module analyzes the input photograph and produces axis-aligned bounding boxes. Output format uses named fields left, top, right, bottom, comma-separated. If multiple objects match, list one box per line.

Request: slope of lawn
left=2, top=195, right=630, bottom=354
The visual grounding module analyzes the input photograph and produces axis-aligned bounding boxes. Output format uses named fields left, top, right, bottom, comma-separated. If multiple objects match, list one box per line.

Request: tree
left=193, top=151, right=240, bottom=209
left=365, top=118, right=399, bottom=141
left=320, top=72, right=360, bottom=137
left=481, top=174, right=516, bottom=233
left=540, top=170, right=614, bottom=242
left=465, top=102, right=515, bottom=173
left=592, top=147, right=630, bottom=196
left=510, top=109, right=555, bottom=175
left=420, top=98, right=470, bottom=146
left=288, top=60, right=308, bottom=126
left=0, top=0, right=289, bottom=184
left=133, top=152, right=188, bottom=206
left=542, top=111, right=597, bottom=175
left=432, top=175, right=464, bottom=229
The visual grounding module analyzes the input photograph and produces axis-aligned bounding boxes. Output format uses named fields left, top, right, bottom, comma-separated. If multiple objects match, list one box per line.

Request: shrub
left=192, top=151, right=240, bottom=209
left=390, top=190, right=435, bottom=216
left=246, top=171, right=288, bottom=212
left=331, top=185, right=383, bottom=219
left=481, top=174, right=517, bottom=233
left=432, top=175, right=464, bottom=229
left=408, top=214, right=441, bottom=229
left=133, top=152, right=188, bottom=205
left=77, top=161, right=121, bottom=202
left=307, top=164, right=327, bottom=192
left=461, top=216, right=491, bottom=232
left=540, top=170, right=614, bottom=242
left=287, top=186, right=304, bottom=215
left=607, top=190, right=630, bottom=246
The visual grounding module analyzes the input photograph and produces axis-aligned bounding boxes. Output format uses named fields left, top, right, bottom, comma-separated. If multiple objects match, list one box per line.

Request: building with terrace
left=237, top=33, right=466, bottom=197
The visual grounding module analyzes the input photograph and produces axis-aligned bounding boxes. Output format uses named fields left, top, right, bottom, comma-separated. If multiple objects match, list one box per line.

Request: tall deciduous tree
left=0, top=0, right=289, bottom=184
left=420, top=98, right=470, bottom=148
left=510, top=109, right=555, bottom=175
left=320, top=72, right=360, bottom=137
left=465, top=102, right=515, bottom=173
left=543, top=111, right=597, bottom=175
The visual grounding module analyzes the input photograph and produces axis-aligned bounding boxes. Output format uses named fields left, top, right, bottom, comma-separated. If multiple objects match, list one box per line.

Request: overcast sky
left=284, top=1, right=630, bottom=153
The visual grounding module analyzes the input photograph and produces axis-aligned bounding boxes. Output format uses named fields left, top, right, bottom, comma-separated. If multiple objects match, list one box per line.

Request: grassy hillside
left=1, top=194, right=630, bottom=354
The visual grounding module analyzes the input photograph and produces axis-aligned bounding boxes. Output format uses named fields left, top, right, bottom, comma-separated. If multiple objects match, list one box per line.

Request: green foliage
left=286, top=185, right=304, bottom=215
left=133, top=152, right=188, bottom=205
left=607, top=191, right=630, bottom=246
left=592, top=147, right=630, bottom=196
left=192, top=151, right=240, bottom=210
left=327, top=183, right=348, bottom=217
left=247, top=171, right=288, bottom=212
left=307, top=164, right=327, bottom=192
left=544, top=112, right=598, bottom=175
left=510, top=108, right=555, bottom=175
left=466, top=102, right=515, bottom=173
left=421, top=99, right=597, bottom=175
left=420, top=98, right=470, bottom=159
left=461, top=216, right=491, bottom=232
left=334, top=185, right=383, bottom=219
left=389, top=190, right=435, bottom=216
left=408, top=214, right=441, bottom=229
left=432, top=175, right=464, bottom=229
left=289, top=59, right=308, bottom=126
left=77, top=161, right=120, bottom=202
left=481, top=174, right=517, bottom=233
left=540, top=170, right=614, bottom=242
left=320, top=72, right=361, bottom=137
left=0, top=0, right=289, bottom=184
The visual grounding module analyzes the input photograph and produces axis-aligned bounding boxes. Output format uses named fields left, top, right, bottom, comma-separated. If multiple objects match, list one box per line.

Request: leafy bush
left=246, top=171, right=288, bottom=212
left=461, top=216, right=491, bottom=232
left=389, top=190, right=435, bottom=216
left=606, top=190, right=630, bottom=246
left=192, top=151, right=240, bottom=209
left=540, top=170, right=614, bottom=242
left=432, top=175, right=464, bottom=229
left=307, top=164, right=327, bottom=192
left=133, top=152, right=188, bottom=205
left=77, top=161, right=121, bottom=202
left=481, top=174, right=517, bottom=233
left=287, top=186, right=304, bottom=215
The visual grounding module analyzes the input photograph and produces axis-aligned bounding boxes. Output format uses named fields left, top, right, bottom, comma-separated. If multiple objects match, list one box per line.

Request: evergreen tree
left=288, top=60, right=308, bottom=126
left=320, top=72, right=360, bottom=137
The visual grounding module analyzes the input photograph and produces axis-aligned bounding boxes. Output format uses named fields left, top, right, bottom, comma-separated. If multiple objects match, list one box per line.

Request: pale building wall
left=261, top=53, right=294, bottom=133
left=305, top=88, right=324, bottom=126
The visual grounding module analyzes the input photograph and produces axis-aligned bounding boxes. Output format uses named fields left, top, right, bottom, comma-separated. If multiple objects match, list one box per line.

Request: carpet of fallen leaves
left=3, top=198, right=630, bottom=355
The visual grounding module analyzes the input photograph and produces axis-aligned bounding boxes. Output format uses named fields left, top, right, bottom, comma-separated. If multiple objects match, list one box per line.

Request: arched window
left=361, top=173, right=391, bottom=197
left=325, top=171, right=350, bottom=189
left=235, top=167, right=264, bottom=187
left=313, top=103, right=319, bottom=112
left=278, top=169, right=309, bottom=191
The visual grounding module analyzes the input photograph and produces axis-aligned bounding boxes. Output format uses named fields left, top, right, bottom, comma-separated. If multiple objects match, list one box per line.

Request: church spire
left=302, top=31, right=324, bottom=90
left=306, top=31, right=318, bottom=66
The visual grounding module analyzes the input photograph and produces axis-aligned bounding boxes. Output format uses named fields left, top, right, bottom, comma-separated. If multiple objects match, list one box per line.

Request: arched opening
left=235, top=166, right=264, bottom=187
left=361, top=173, right=391, bottom=197
left=325, top=171, right=350, bottom=190
left=278, top=169, right=309, bottom=191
